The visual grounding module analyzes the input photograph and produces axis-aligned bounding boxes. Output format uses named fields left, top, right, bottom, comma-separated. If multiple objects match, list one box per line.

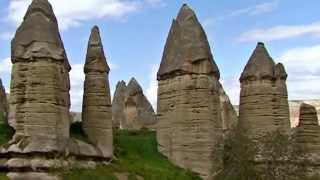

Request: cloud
left=69, top=63, right=85, bottom=112
left=278, top=44, right=320, bottom=100
left=230, top=1, right=278, bottom=17
left=0, top=58, right=12, bottom=74
left=7, top=0, right=164, bottom=30
left=0, top=32, right=14, bottom=40
left=237, top=22, right=320, bottom=42
left=203, top=1, right=278, bottom=28
left=145, top=64, right=158, bottom=111
left=220, top=77, right=240, bottom=105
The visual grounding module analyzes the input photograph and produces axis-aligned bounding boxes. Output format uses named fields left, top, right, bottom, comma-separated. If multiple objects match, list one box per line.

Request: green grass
left=63, top=129, right=201, bottom=180
left=0, top=173, right=8, bottom=180
left=0, top=118, right=200, bottom=180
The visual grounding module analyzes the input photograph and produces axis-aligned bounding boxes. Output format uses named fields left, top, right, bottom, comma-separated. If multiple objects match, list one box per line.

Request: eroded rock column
left=238, top=42, right=290, bottom=139
left=156, top=4, right=222, bottom=179
left=9, top=0, right=71, bottom=152
left=82, top=26, right=113, bottom=157
left=296, top=103, right=320, bottom=158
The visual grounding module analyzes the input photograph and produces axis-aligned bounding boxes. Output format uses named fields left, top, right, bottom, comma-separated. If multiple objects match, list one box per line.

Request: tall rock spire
left=157, top=4, right=222, bottom=179
left=82, top=26, right=113, bottom=157
left=296, top=103, right=320, bottom=157
left=238, top=42, right=290, bottom=139
left=157, top=4, right=219, bottom=80
left=8, top=0, right=71, bottom=152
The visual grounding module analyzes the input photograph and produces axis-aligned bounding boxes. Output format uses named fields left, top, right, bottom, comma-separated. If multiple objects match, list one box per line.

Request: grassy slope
left=0, top=118, right=200, bottom=180
left=63, top=129, right=201, bottom=180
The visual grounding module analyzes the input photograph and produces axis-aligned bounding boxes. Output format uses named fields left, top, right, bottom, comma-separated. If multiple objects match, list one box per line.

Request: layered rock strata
left=296, top=103, right=320, bottom=158
left=238, top=42, right=290, bottom=139
left=156, top=4, right=222, bottom=179
left=82, top=26, right=113, bottom=157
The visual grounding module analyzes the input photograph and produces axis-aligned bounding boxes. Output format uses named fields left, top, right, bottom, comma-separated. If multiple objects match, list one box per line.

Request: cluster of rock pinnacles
left=0, top=0, right=319, bottom=179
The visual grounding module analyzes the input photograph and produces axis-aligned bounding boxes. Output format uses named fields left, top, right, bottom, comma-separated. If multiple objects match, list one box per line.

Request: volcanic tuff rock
left=0, top=79, right=8, bottom=123
left=238, top=42, right=290, bottom=139
left=156, top=4, right=223, bottom=179
left=124, top=78, right=157, bottom=130
left=296, top=103, right=320, bottom=158
left=8, top=0, right=71, bottom=153
left=112, top=79, right=157, bottom=130
left=82, top=26, right=113, bottom=157
left=112, top=81, right=127, bottom=129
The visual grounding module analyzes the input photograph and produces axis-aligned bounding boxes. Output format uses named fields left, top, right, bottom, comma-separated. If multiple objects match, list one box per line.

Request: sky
left=0, top=0, right=320, bottom=112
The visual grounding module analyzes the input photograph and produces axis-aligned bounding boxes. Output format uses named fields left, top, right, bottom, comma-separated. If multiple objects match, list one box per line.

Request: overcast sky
left=0, top=0, right=320, bottom=111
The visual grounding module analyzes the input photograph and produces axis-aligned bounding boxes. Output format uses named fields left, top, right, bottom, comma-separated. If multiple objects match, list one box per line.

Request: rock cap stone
left=240, top=42, right=275, bottom=82
left=11, top=0, right=70, bottom=70
left=157, top=4, right=220, bottom=80
left=84, top=26, right=110, bottom=73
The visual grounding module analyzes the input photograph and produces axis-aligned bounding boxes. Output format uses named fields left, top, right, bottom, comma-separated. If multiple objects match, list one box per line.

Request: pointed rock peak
left=116, top=80, right=127, bottom=89
left=176, top=3, right=196, bottom=22
left=25, top=0, right=56, bottom=22
left=157, top=4, right=220, bottom=80
left=12, top=0, right=70, bottom=70
left=298, top=103, right=319, bottom=126
left=127, top=78, right=143, bottom=95
left=89, top=26, right=103, bottom=47
left=275, top=63, right=287, bottom=80
left=240, top=42, right=276, bottom=82
left=84, top=26, right=110, bottom=73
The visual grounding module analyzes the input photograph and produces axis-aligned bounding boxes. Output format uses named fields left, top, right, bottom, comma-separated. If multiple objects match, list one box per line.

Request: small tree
left=215, top=129, right=260, bottom=180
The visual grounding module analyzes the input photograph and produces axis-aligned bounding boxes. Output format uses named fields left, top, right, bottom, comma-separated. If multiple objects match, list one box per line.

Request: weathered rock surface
left=296, top=103, right=320, bottom=158
left=8, top=0, right=71, bottom=153
left=82, top=26, right=113, bottom=158
left=156, top=4, right=222, bottom=179
left=112, top=81, right=127, bottom=129
left=238, top=42, right=290, bottom=139
left=0, top=79, right=8, bottom=123
left=218, top=82, right=238, bottom=134
left=123, top=78, right=157, bottom=130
